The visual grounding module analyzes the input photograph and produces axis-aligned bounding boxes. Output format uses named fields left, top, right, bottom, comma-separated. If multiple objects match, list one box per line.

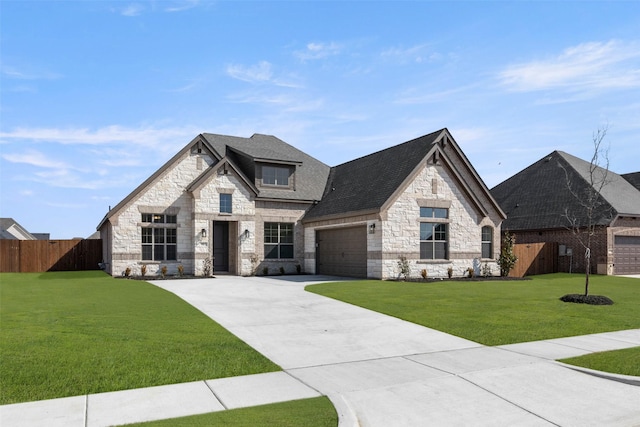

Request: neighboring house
left=97, top=129, right=506, bottom=279
left=0, top=218, right=39, bottom=240
left=491, top=151, right=640, bottom=275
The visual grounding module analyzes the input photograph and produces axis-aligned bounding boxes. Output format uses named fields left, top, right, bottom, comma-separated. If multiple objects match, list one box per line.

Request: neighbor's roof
left=491, top=151, right=640, bottom=231
left=202, top=133, right=330, bottom=202
left=303, top=130, right=443, bottom=221
left=0, top=217, right=37, bottom=240
left=622, top=172, right=640, bottom=191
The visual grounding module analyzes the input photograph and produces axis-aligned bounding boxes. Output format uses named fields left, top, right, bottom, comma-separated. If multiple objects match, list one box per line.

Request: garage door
left=613, top=235, right=640, bottom=275
left=316, top=226, right=367, bottom=278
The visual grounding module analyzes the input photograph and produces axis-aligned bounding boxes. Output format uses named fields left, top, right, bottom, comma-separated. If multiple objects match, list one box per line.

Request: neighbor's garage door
left=613, top=235, right=640, bottom=275
left=316, top=226, right=367, bottom=278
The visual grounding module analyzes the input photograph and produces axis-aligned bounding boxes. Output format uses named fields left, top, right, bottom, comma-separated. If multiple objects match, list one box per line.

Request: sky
left=1, top=1, right=639, bottom=239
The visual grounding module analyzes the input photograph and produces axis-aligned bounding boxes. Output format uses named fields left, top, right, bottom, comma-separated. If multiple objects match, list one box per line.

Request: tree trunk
left=584, top=247, right=591, bottom=296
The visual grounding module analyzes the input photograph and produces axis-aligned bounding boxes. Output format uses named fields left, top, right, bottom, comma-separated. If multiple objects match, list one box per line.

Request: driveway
left=151, top=275, right=640, bottom=426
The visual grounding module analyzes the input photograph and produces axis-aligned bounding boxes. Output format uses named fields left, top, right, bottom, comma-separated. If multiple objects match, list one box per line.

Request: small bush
left=447, top=267, right=453, bottom=279
left=482, top=262, right=492, bottom=278
left=262, top=267, right=269, bottom=276
left=160, top=265, right=167, bottom=278
left=296, top=264, right=302, bottom=274
left=140, top=265, right=147, bottom=277
left=397, top=256, right=410, bottom=280
left=177, top=264, right=184, bottom=277
left=420, top=269, right=427, bottom=280
left=467, top=267, right=474, bottom=278
left=279, top=266, right=285, bottom=275
left=124, top=267, right=131, bottom=278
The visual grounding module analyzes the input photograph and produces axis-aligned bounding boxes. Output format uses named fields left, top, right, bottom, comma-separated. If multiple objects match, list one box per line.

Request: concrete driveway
left=151, top=275, right=640, bottom=427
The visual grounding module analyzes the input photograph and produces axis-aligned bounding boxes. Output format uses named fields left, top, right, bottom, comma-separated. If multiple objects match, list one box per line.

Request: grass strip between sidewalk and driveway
left=127, top=397, right=337, bottom=427
left=0, top=271, right=280, bottom=405
left=306, top=273, right=640, bottom=346
left=559, top=346, right=640, bottom=377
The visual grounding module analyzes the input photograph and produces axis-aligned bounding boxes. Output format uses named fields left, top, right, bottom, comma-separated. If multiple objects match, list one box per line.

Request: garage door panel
left=317, top=226, right=367, bottom=278
left=613, top=235, right=640, bottom=275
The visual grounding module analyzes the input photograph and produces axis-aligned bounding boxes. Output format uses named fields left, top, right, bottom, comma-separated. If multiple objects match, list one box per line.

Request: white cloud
left=2, top=150, right=70, bottom=169
left=164, top=0, right=200, bottom=12
left=1, top=65, right=61, bottom=80
left=499, top=40, right=640, bottom=93
left=294, top=42, right=342, bottom=61
left=120, top=3, right=144, bottom=17
left=226, top=61, right=274, bottom=83
left=380, top=43, right=439, bottom=64
left=0, top=124, right=201, bottom=149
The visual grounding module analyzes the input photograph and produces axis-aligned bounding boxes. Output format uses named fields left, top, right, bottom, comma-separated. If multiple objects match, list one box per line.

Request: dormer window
left=262, top=165, right=290, bottom=187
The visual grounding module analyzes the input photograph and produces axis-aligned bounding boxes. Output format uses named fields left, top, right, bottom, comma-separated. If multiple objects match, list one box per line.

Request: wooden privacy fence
left=0, top=239, right=102, bottom=273
left=510, top=242, right=558, bottom=277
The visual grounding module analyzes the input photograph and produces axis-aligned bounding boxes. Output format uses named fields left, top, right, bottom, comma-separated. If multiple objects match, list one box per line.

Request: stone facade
left=103, top=150, right=215, bottom=277
left=100, top=130, right=506, bottom=280
left=382, top=163, right=500, bottom=279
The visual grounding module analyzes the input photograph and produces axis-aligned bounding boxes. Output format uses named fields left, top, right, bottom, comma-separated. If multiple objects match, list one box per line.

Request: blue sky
left=1, top=1, right=639, bottom=239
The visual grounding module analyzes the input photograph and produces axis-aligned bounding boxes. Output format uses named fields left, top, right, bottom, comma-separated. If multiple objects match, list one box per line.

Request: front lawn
left=128, top=397, right=337, bottom=427
left=0, top=271, right=280, bottom=404
left=306, top=273, right=640, bottom=346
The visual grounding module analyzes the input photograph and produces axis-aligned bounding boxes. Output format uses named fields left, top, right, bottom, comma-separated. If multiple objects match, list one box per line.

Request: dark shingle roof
left=622, top=172, right=640, bottom=191
left=201, top=133, right=330, bottom=202
left=303, top=130, right=442, bottom=221
left=491, top=151, right=640, bottom=231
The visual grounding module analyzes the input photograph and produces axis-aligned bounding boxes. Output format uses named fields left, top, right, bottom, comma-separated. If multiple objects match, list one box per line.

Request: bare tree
left=562, top=126, right=612, bottom=296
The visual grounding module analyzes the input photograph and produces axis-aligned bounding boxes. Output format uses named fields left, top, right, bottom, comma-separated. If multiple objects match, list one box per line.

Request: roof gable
left=97, top=134, right=217, bottom=230
left=200, top=133, right=330, bottom=202
left=303, top=130, right=442, bottom=220
left=187, top=156, right=258, bottom=196
left=303, top=129, right=504, bottom=222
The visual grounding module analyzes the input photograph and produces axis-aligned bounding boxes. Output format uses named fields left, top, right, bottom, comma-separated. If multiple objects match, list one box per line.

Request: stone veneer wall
left=383, top=162, right=501, bottom=279
left=192, top=168, right=257, bottom=276
left=107, top=151, right=216, bottom=277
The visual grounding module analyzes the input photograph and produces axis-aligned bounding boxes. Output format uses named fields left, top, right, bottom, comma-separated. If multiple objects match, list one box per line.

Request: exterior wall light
left=244, top=229, right=250, bottom=238
left=201, top=228, right=207, bottom=238
left=369, top=223, right=376, bottom=234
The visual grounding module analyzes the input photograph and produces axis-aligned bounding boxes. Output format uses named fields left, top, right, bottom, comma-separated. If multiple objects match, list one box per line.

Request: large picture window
left=141, top=214, right=177, bottom=261
left=262, top=165, right=290, bottom=186
left=481, top=226, right=493, bottom=259
left=264, top=222, right=294, bottom=259
left=419, top=207, right=449, bottom=260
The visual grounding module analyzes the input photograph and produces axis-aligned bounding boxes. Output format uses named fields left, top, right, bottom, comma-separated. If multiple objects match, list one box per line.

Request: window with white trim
left=481, top=226, right=493, bottom=259
left=264, top=222, right=294, bottom=259
left=141, top=214, right=177, bottom=261
left=419, top=207, right=449, bottom=260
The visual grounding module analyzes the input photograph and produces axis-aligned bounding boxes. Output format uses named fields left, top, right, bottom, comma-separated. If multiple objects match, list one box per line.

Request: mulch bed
left=560, top=294, right=614, bottom=305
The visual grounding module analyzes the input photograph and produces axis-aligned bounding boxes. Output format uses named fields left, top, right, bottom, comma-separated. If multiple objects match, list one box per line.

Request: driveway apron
left=151, top=276, right=640, bottom=427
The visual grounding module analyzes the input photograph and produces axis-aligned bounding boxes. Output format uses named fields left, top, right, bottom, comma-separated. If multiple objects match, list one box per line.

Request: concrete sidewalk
left=2, top=275, right=639, bottom=426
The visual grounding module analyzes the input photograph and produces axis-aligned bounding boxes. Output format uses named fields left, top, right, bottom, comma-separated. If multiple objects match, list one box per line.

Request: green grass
left=0, top=271, right=280, bottom=404
left=560, top=347, right=640, bottom=377
left=127, top=397, right=337, bottom=427
left=306, top=273, right=640, bottom=346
